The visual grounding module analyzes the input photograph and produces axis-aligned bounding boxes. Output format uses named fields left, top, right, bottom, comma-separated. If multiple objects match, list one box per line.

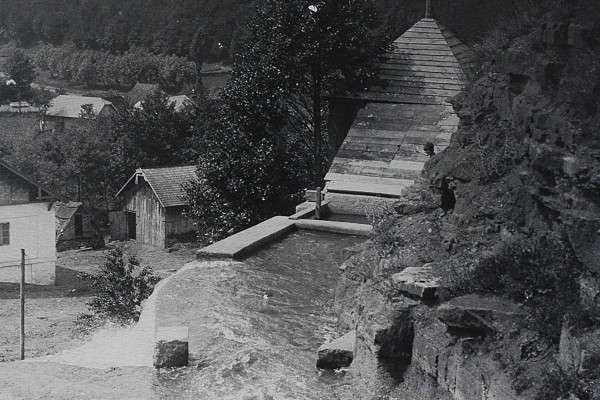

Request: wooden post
left=20, top=249, right=25, bottom=360
left=315, top=187, right=322, bottom=220
left=425, top=0, right=432, bottom=18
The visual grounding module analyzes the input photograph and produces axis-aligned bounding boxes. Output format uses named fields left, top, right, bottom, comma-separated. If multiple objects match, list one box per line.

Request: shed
left=112, top=165, right=197, bottom=248
left=325, top=17, right=474, bottom=199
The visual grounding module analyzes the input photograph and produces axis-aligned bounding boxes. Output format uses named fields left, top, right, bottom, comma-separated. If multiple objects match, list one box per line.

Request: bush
left=449, top=232, right=582, bottom=342
left=83, top=247, right=160, bottom=323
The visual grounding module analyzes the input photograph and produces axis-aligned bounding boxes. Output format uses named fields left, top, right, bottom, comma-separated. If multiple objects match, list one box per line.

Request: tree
left=114, top=91, right=197, bottom=174
left=228, top=0, right=389, bottom=181
left=5, top=50, right=36, bottom=102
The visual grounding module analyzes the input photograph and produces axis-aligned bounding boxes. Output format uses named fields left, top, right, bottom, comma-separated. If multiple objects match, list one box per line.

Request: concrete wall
left=0, top=202, right=56, bottom=285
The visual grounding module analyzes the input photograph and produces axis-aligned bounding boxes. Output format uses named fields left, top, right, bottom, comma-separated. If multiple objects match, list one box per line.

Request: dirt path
left=0, top=242, right=197, bottom=362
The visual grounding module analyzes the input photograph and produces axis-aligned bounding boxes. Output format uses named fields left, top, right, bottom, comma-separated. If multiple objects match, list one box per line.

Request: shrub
left=449, top=232, right=582, bottom=342
left=83, top=247, right=160, bottom=323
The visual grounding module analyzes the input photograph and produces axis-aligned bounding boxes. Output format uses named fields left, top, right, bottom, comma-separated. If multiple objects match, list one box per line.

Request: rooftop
left=116, top=165, right=198, bottom=207
left=46, top=95, right=114, bottom=119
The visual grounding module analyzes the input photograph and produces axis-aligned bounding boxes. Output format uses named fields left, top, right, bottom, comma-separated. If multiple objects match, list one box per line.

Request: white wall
left=0, top=202, right=56, bottom=285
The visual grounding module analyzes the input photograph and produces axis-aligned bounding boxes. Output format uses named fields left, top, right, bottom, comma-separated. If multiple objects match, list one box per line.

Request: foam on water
left=37, top=263, right=186, bottom=369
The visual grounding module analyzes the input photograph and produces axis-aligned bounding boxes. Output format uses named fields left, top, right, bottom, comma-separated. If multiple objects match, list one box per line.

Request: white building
left=0, top=160, right=56, bottom=285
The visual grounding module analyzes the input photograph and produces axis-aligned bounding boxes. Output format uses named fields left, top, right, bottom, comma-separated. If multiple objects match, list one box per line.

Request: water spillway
left=7, top=230, right=363, bottom=399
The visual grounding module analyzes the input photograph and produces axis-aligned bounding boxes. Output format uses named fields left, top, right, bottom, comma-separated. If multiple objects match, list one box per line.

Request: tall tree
left=229, top=0, right=389, bottom=181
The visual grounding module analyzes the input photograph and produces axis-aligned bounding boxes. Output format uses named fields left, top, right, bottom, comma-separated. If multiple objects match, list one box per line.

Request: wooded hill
left=1, top=0, right=532, bottom=64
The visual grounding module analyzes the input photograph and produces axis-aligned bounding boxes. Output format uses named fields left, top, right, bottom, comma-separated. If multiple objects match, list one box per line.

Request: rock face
left=153, top=326, right=189, bottom=369
left=317, top=330, right=355, bottom=369
left=436, top=295, right=523, bottom=334
left=392, top=265, right=441, bottom=301
left=559, top=325, right=600, bottom=379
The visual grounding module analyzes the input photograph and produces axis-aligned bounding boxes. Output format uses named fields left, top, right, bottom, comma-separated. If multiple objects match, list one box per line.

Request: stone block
left=392, top=265, right=441, bottom=300
left=317, top=330, right=355, bottom=369
left=436, top=295, right=523, bottom=334
left=153, top=326, right=189, bottom=369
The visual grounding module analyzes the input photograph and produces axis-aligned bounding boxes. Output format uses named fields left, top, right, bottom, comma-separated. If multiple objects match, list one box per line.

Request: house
left=55, top=201, right=101, bottom=250
left=0, top=160, right=55, bottom=285
left=43, top=95, right=116, bottom=131
left=324, top=16, right=474, bottom=204
left=111, top=166, right=197, bottom=248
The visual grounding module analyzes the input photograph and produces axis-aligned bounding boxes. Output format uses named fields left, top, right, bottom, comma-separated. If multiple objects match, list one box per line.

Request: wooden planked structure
left=325, top=18, right=474, bottom=199
left=113, top=166, right=197, bottom=248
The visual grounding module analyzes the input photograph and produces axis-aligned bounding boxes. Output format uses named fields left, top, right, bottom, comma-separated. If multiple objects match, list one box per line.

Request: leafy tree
left=229, top=0, right=389, bottom=180
left=114, top=91, right=197, bottom=174
left=83, top=247, right=160, bottom=323
left=5, top=50, right=36, bottom=102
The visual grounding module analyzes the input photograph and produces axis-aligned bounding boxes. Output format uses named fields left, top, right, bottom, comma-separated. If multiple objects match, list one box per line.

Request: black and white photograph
left=0, top=0, right=599, bottom=398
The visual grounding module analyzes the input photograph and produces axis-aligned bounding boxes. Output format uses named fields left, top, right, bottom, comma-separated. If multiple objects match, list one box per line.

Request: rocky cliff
left=335, top=4, right=600, bottom=399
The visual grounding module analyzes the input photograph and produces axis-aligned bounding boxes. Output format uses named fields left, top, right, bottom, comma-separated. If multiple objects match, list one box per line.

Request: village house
left=42, top=94, right=116, bottom=132
left=111, top=165, right=197, bottom=248
left=0, top=160, right=55, bottom=285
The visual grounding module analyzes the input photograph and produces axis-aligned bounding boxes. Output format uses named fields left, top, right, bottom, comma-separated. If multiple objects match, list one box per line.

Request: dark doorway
left=126, top=212, right=136, bottom=240
left=74, top=214, right=83, bottom=237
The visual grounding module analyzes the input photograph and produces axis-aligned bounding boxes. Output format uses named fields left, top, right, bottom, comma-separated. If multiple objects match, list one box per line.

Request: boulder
left=436, top=295, right=523, bottom=334
left=317, top=330, right=355, bottom=369
left=391, top=265, right=441, bottom=300
left=153, top=326, right=189, bottom=369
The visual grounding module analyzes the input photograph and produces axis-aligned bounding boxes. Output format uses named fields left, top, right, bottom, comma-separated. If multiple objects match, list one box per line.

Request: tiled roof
left=116, top=165, right=197, bottom=207
left=46, top=95, right=114, bottom=119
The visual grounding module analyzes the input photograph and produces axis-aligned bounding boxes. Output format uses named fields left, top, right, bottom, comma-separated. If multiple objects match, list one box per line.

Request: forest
left=1, top=0, right=532, bottom=63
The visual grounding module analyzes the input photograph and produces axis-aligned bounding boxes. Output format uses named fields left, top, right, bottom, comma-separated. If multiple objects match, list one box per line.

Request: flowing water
left=24, top=230, right=364, bottom=399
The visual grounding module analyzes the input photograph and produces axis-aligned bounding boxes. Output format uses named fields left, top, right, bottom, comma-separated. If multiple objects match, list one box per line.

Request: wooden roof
left=348, top=18, right=474, bottom=104
left=116, top=165, right=197, bottom=208
left=325, top=18, right=472, bottom=198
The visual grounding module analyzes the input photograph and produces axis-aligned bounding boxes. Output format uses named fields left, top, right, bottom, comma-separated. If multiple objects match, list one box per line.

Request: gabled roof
left=46, top=95, right=114, bottom=119
left=55, top=201, right=82, bottom=238
left=324, top=18, right=473, bottom=198
left=116, top=165, right=197, bottom=208
left=342, top=18, right=475, bottom=105
left=167, top=95, right=193, bottom=112
left=0, top=159, right=52, bottom=199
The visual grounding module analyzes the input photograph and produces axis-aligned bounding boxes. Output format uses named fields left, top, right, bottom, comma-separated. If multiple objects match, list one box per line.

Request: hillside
left=338, top=1, right=600, bottom=398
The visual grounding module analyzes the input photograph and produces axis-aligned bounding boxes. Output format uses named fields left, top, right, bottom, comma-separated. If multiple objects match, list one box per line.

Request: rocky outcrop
left=332, top=5, right=600, bottom=399
left=317, top=331, right=355, bottom=370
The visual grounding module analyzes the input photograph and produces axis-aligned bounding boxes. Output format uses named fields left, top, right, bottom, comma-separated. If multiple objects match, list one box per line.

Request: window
left=0, top=223, right=9, bottom=246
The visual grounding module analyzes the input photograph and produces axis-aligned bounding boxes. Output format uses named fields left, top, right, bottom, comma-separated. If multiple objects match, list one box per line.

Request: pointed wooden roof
left=349, top=18, right=475, bottom=104
left=325, top=19, right=474, bottom=199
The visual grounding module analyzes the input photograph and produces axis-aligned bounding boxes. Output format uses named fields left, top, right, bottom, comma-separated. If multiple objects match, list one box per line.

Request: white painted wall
left=0, top=202, right=56, bottom=285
